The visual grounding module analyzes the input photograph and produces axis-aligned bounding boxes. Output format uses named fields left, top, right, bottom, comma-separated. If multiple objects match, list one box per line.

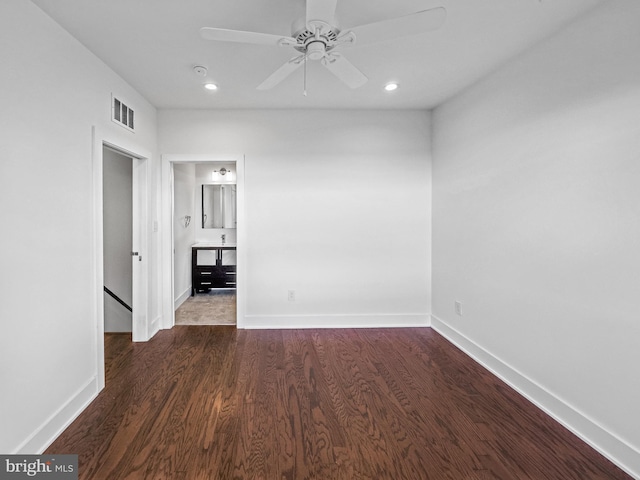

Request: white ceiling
left=31, top=0, right=604, bottom=110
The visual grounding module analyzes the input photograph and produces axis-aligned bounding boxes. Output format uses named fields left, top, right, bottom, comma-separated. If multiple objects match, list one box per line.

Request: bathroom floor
left=175, top=289, right=236, bottom=325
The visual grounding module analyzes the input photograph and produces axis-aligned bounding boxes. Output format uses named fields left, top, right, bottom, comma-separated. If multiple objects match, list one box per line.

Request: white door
left=131, top=156, right=149, bottom=341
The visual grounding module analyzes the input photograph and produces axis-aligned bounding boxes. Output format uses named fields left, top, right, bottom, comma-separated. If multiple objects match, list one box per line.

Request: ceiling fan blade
left=347, top=7, right=446, bottom=47
left=306, top=0, right=338, bottom=25
left=257, top=55, right=306, bottom=90
left=321, top=53, right=368, bottom=89
left=200, top=27, right=295, bottom=47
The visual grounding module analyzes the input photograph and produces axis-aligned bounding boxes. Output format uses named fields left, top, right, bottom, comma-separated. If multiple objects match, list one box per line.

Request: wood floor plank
left=46, top=328, right=632, bottom=480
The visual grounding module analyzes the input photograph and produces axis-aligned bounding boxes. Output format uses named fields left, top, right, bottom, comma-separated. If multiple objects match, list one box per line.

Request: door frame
left=161, top=154, right=246, bottom=329
left=92, top=126, right=152, bottom=390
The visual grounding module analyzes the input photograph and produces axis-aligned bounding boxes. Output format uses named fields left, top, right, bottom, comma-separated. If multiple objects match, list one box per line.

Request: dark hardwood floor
left=46, top=327, right=631, bottom=479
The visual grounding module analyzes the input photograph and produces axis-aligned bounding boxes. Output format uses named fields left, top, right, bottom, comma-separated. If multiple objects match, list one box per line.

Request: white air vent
left=111, top=95, right=135, bottom=132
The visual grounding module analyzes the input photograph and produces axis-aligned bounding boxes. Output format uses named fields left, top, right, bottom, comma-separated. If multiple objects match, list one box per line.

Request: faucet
left=221, top=234, right=226, bottom=244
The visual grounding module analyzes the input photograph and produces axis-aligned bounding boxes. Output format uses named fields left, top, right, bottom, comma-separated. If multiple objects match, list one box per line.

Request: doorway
left=173, top=162, right=236, bottom=325
left=103, top=146, right=133, bottom=332
left=161, top=154, right=245, bottom=329
left=92, top=127, right=152, bottom=390
left=96, top=142, right=148, bottom=341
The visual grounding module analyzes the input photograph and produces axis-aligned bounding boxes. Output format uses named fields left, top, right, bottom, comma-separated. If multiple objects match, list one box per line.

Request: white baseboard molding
left=431, top=315, right=640, bottom=479
left=241, top=313, right=430, bottom=330
left=174, top=287, right=191, bottom=311
left=15, top=376, right=99, bottom=454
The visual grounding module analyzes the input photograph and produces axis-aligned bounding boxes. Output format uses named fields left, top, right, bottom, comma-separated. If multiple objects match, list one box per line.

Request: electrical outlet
left=288, top=290, right=296, bottom=302
left=454, top=301, right=462, bottom=316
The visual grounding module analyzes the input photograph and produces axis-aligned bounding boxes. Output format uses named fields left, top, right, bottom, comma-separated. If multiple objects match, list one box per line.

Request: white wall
left=159, top=110, right=432, bottom=328
left=431, top=1, right=640, bottom=476
left=0, top=0, right=157, bottom=454
left=173, top=163, right=196, bottom=305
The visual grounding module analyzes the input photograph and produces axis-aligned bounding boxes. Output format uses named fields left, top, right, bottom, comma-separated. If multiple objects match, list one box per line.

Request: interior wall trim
left=15, top=376, right=98, bottom=455
left=242, top=313, right=430, bottom=330
left=430, top=315, right=640, bottom=479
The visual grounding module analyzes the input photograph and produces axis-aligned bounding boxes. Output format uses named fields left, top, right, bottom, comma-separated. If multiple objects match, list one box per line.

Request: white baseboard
left=430, top=315, right=640, bottom=480
left=15, top=376, right=99, bottom=454
left=241, top=313, right=430, bottom=330
left=174, top=287, right=191, bottom=311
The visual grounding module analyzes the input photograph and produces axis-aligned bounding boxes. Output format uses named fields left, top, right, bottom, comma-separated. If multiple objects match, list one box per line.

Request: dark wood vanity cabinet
left=191, top=244, right=236, bottom=295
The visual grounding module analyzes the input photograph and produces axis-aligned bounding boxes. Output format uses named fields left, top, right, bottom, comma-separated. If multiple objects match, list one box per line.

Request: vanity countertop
left=192, top=242, right=237, bottom=249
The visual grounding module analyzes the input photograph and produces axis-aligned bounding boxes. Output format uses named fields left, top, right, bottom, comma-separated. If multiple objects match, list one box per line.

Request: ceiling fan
left=200, top=0, right=446, bottom=91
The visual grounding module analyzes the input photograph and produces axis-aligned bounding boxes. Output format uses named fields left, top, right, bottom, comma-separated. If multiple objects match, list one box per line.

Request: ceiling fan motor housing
left=306, top=41, right=326, bottom=60
left=291, top=18, right=339, bottom=58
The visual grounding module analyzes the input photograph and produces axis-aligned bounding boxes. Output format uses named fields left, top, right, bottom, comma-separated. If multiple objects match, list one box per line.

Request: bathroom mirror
left=202, top=184, right=236, bottom=229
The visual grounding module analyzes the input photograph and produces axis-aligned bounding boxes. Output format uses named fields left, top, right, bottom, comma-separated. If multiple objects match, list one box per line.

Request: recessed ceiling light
left=384, top=82, right=399, bottom=92
left=203, top=83, right=218, bottom=91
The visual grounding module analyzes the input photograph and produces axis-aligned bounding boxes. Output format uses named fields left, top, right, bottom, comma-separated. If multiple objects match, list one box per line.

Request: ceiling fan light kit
left=200, top=0, right=446, bottom=92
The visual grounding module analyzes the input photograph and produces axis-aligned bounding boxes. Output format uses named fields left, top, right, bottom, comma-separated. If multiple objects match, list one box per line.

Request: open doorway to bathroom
left=172, top=162, right=237, bottom=326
